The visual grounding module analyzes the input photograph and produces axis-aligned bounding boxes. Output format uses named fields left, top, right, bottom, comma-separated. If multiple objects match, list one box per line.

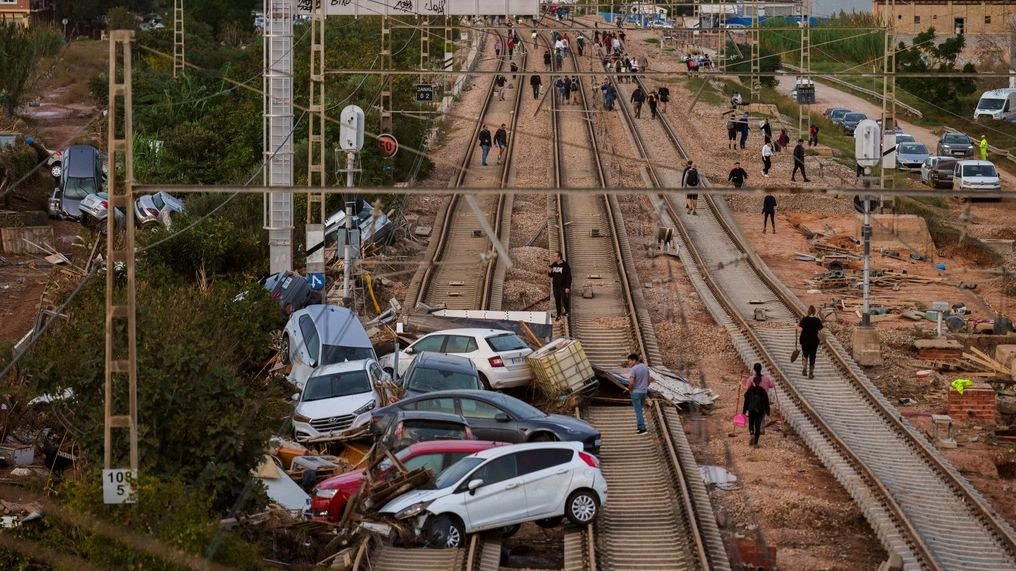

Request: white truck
left=973, top=88, right=1016, bottom=120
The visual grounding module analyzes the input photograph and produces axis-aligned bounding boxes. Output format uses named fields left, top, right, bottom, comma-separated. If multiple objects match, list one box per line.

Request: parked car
left=823, top=107, right=848, bottom=120
left=919, top=156, right=958, bottom=189
left=355, top=389, right=602, bottom=454
left=380, top=328, right=534, bottom=389
left=841, top=112, right=867, bottom=134
left=291, top=359, right=387, bottom=442
left=260, top=271, right=318, bottom=317
left=310, top=440, right=508, bottom=522
left=827, top=108, right=851, bottom=125
left=400, top=352, right=483, bottom=399
left=324, top=201, right=394, bottom=248
left=47, top=145, right=105, bottom=220
left=282, top=304, right=377, bottom=389
left=895, top=142, right=930, bottom=171
left=0, top=132, right=18, bottom=149
left=953, top=160, right=1002, bottom=200
left=937, top=132, right=974, bottom=158
left=380, top=410, right=475, bottom=452
left=134, top=191, right=185, bottom=227
left=379, top=441, right=607, bottom=548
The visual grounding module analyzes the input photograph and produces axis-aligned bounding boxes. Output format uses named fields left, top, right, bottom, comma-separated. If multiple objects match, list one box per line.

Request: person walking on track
left=494, top=124, right=508, bottom=165
left=798, top=305, right=825, bottom=379
left=792, top=139, right=810, bottom=182
left=743, top=372, right=771, bottom=447
left=762, top=192, right=777, bottom=233
left=530, top=74, right=542, bottom=100
left=548, top=251, right=572, bottom=320
left=630, top=85, right=645, bottom=118
left=477, top=125, right=492, bottom=166
left=627, top=353, right=651, bottom=434
left=682, top=160, right=701, bottom=215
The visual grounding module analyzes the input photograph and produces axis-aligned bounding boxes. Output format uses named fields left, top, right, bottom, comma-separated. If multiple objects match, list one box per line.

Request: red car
left=310, top=440, right=509, bottom=522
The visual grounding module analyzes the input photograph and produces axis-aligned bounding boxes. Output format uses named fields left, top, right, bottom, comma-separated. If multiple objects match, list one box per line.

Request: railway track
left=405, top=29, right=525, bottom=313
left=613, top=73, right=1016, bottom=569
left=551, top=45, right=727, bottom=570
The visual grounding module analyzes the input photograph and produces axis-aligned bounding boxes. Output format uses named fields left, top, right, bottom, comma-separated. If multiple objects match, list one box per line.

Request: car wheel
left=279, top=334, right=291, bottom=365
left=535, top=516, right=563, bottom=529
left=478, top=372, right=493, bottom=390
left=50, top=164, right=61, bottom=178
left=426, top=515, right=465, bottom=548
left=530, top=432, right=557, bottom=443
left=565, top=490, right=599, bottom=526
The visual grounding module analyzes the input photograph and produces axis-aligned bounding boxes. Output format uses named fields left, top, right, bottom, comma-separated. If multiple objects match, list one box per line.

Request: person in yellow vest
left=979, top=135, right=989, bottom=161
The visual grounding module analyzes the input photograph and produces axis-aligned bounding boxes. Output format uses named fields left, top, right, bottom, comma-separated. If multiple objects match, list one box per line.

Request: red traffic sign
left=377, top=133, right=399, bottom=157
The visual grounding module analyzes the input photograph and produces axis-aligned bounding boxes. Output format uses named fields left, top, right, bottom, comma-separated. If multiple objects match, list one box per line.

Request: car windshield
left=486, top=333, right=528, bottom=352
left=899, top=144, right=928, bottom=154
left=64, top=176, right=97, bottom=199
left=831, top=109, right=848, bottom=117
left=896, top=134, right=915, bottom=143
left=489, top=393, right=547, bottom=420
left=405, top=367, right=479, bottom=392
left=303, top=369, right=371, bottom=402
left=978, top=98, right=1005, bottom=111
left=844, top=113, right=866, bottom=121
left=936, top=160, right=957, bottom=171
left=962, top=165, right=997, bottom=177
left=431, top=457, right=484, bottom=489
left=152, top=193, right=166, bottom=209
left=320, top=344, right=375, bottom=365
left=943, top=134, right=968, bottom=144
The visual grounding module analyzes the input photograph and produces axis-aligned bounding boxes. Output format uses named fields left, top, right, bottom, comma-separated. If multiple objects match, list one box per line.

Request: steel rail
left=636, top=73, right=1016, bottom=568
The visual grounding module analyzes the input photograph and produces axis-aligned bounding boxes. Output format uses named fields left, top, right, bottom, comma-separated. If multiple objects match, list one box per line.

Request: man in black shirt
left=477, top=125, right=492, bottom=166
left=728, top=161, right=748, bottom=189
left=494, top=124, right=508, bottom=165
left=656, top=86, right=669, bottom=113
left=763, top=193, right=777, bottom=233
left=792, top=139, right=810, bottom=182
left=547, top=251, right=572, bottom=321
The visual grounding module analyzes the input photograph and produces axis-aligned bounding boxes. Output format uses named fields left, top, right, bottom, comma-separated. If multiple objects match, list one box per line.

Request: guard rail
left=943, top=126, right=1016, bottom=163
left=782, top=63, right=923, bottom=118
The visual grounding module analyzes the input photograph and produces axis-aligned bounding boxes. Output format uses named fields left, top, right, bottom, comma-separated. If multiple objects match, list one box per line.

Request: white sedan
left=380, top=441, right=607, bottom=548
left=379, top=328, right=533, bottom=390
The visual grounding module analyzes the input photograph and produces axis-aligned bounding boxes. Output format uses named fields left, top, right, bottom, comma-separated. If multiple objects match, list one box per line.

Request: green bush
left=761, top=12, right=884, bottom=67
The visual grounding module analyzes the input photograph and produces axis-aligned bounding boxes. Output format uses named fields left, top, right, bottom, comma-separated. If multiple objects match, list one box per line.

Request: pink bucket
left=732, top=413, right=748, bottom=427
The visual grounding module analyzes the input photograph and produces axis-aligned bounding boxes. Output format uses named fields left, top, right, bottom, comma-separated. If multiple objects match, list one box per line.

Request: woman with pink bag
left=742, top=365, right=771, bottom=447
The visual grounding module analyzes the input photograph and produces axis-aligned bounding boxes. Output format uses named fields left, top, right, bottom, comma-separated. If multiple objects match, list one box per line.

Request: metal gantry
left=750, top=0, right=761, bottom=100
left=306, top=0, right=327, bottom=280
left=104, top=30, right=139, bottom=478
left=264, top=0, right=295, bottom=273
left=880, top=0, right=897, bottom=206
left=380, top=16, right=393, bottom=132
left=798, top=0, right=811, bottom=137
left=172, top=0, right=184, bottom=78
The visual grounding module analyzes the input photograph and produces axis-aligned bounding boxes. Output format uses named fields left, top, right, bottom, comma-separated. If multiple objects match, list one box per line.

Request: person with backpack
left=726, top=117, right=737, bottom=150
left=570, top=76, right=580, bottom=105
left=743, top=370, right=771, bottom=447
left=682, top=160, right=700, bottom=215
left=646, top=89, right=659, bottom=119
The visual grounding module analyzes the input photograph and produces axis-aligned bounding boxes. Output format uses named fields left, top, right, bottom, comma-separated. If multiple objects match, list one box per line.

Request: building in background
left=0, top=0, right=31, bottom=27
left=873, top=1, right=1014, bottom=35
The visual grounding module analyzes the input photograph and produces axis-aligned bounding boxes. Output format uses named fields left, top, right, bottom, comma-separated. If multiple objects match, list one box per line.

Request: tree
left=896, top=28, right=977, bottom=112
left=22, top=275, right=285, bottom=513
left=0, top=24, right=40, bottom=117
left=725, top=41, right=782, bottom=89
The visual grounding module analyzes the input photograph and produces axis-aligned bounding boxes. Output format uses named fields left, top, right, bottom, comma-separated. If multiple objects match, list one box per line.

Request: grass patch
left=682, top=77, right=725, bottom=107
left=31, top=39, right=108, bottom=106
left=643, top=38, right=660, bottom=47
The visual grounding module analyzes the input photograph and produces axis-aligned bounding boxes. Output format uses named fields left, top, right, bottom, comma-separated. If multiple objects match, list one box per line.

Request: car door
left=398, top=335, right=446, bottom=376
left=456, top=397, right=520, bottom=443
left=517, top=448, right=576, bottom=518
left=460, top=453, right=527, bottom=530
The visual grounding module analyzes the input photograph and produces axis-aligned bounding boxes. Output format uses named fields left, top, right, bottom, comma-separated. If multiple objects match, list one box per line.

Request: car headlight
left=314, top=489, right=338, bottom=499
left=293, top=412, right=312, bottom=423
left=353, top=400, right=376, bottom=416
left=395, top=501, right=431, bottom=520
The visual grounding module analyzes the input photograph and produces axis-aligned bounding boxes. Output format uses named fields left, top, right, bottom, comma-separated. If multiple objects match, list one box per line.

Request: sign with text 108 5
left=102, top=469, right=138, bottom=504
left=416, top=84, right=434, bottom=102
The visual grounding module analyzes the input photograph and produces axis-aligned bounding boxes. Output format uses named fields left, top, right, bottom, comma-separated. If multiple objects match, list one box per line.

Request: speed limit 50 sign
left=377, top=133, right=399, bottom=158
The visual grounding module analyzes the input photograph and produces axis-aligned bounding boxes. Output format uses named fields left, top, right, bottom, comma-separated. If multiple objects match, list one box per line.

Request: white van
left=973, top=88, right=1016, bottom=120
left=953, top=160, right=1002, bottom=201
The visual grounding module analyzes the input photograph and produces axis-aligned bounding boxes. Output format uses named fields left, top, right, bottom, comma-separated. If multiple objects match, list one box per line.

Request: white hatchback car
left=379, top=328, right=533, bottom=390
left=292, top=359, right=387, bottom=442
left=379, top=441, right=607, bottom=548
left=282, top=304, right=377, bottom=390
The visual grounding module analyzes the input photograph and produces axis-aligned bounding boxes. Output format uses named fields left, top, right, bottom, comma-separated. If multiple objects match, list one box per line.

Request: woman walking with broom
left=797, top=305, right=824, bottom=379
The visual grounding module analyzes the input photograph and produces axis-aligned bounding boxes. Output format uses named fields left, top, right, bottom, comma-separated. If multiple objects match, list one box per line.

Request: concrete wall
left=855, top=213, right=934, bottom=254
